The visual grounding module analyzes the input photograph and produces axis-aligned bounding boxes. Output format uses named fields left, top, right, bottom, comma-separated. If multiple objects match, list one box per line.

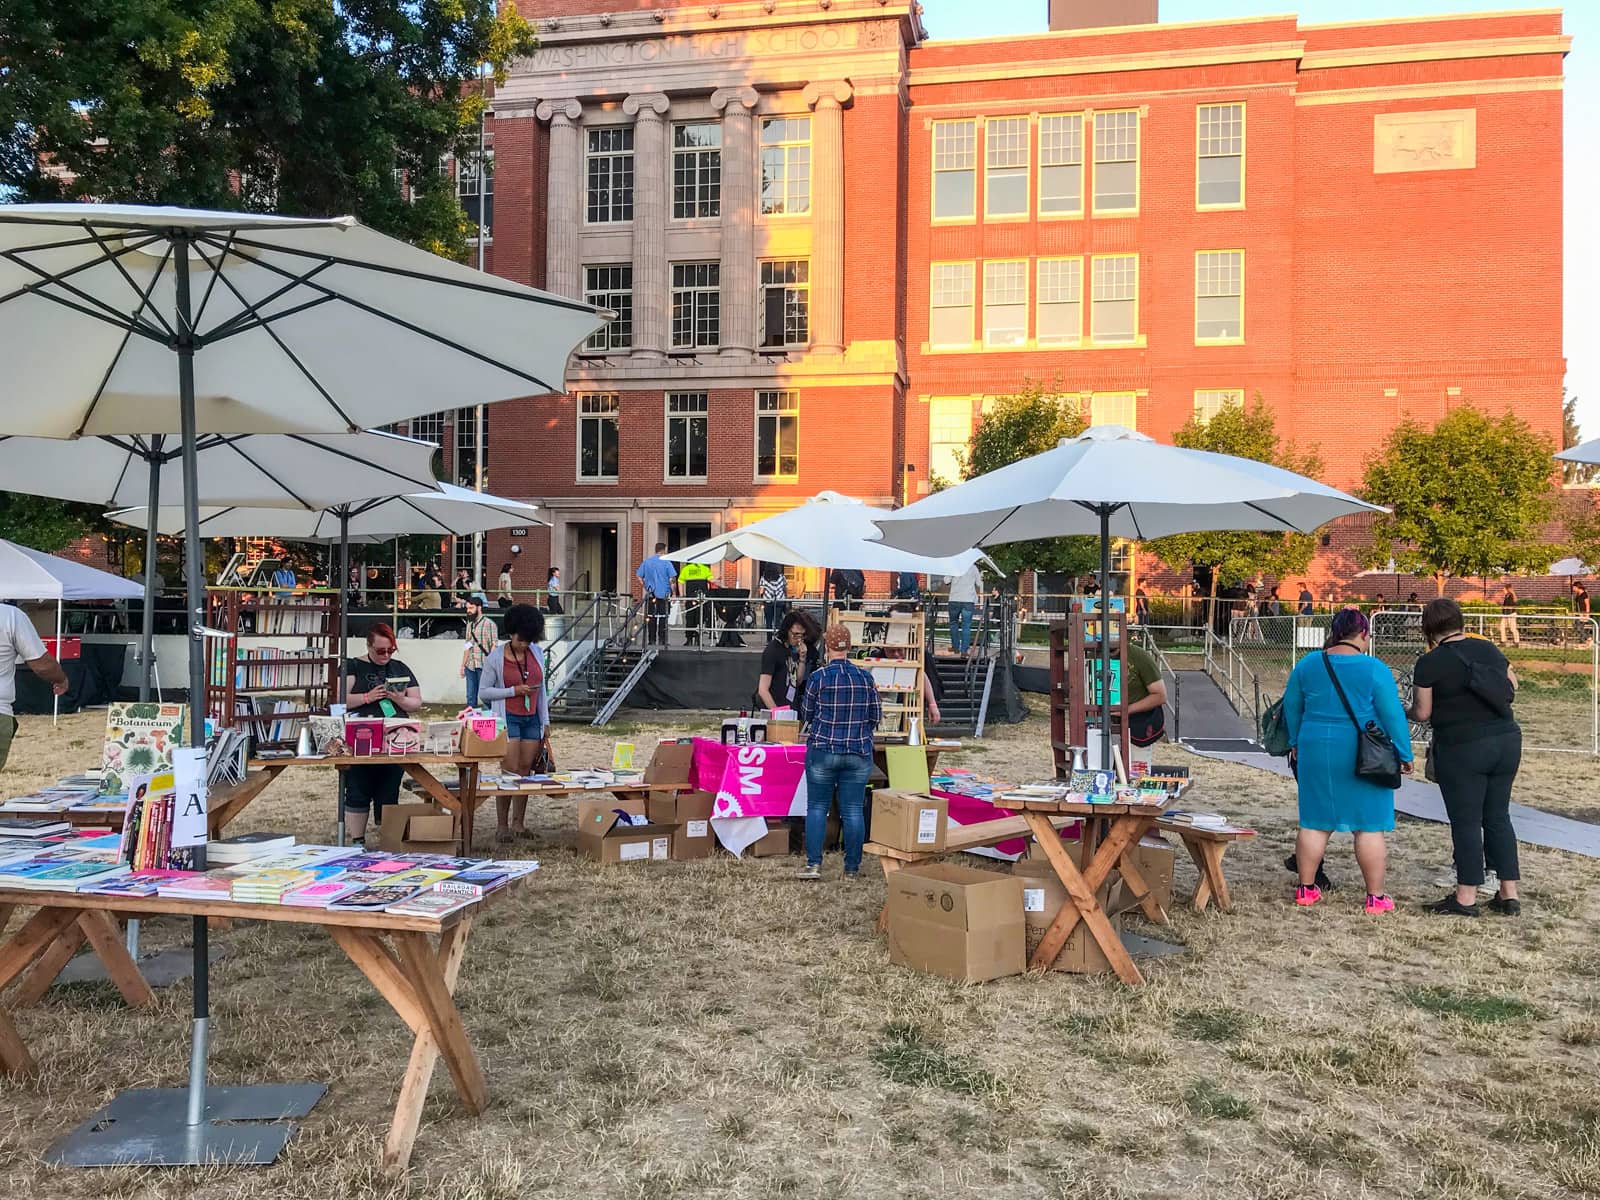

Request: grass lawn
left=0, top=707, right=1596, bottom=1199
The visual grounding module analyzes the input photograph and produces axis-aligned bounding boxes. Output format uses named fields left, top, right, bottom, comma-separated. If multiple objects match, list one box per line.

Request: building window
left=586, top=126, right=634, bottom=224
left=984, top=116, right=1029, bottom=219
left=1196, top=250, right=1244, bottom=342
left=928, top=397, right=973, bottom=484
left=1090, top=392, right=1137, bottom=429
left=1193, top=389, right=1244, bottom=422
left=583, top=264, right=633, bottom=351
left=1040, top=113, right=1084, bottom=216
left=578, top=393, right=620, bottom=481
left=758, top=260, right=810, bottom=348
left=409, top=412, right=446, bottom=446
left=932, top=119, right=976, bottom=220
left=759, top=116, right=811, bottom=216
left=673, top=122, right=722, bottom=219
left=929, top=263, right=975, bottom=348
left=982, top=260, right=1027, bottom=347
left=756, top=390, right=799, bottom=479
left=1093, top=110, right=1139, bottom=213
left=456, top=149, right=493, bottom=238
left=665, top=392, right=709, bottom=480
left=1090, top=255, right=1138, bottom=344
left=453, top=407, right=488, bottom=490
left=1197, top=103, right=1244, bottom=208
left=671, top=262, right=721, bottom=350
left=1036, top=258, right=1082, bottom=346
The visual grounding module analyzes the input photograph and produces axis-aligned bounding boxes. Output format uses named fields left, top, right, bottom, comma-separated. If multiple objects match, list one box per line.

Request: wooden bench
left=864, top=814, right=1076, bottom=931
left=1155, top=819, right=1256, bottom=913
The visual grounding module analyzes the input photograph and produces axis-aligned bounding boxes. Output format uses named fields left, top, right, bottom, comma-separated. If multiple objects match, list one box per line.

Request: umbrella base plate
left=44, top=1084, right=327, bottom=1167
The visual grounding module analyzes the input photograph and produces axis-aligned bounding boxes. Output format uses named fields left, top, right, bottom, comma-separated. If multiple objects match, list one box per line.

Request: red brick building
left=475, top=1, right=1567, bottom=598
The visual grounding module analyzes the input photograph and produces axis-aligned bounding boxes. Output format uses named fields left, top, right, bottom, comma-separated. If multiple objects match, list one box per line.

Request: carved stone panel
left=1373, top=109, right=1477, bottom=175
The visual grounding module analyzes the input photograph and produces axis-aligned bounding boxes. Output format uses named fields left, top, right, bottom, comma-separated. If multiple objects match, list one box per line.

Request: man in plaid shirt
left=459, top=593, right=498, bottom=709
left=798, top=624, right=881, bottom=880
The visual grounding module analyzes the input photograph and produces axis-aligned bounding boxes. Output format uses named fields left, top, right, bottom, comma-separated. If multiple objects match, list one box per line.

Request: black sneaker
left=1284, top=852, right=1336, bottom=892
left=1423, top=894, right=1481, bottom=918
left=1487, top=896, right=1522, bottom=917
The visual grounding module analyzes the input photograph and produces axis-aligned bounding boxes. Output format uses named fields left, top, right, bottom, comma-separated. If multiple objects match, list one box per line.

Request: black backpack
left=1445, top=640, right=1515, bottom=719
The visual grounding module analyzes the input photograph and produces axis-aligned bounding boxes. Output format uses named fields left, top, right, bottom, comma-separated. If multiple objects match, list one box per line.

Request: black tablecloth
left=13, top=643, right=129, bottom=714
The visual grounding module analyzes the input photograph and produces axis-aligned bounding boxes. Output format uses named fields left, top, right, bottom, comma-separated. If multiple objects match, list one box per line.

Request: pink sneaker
left=1364, top=893, right=1395, bottom=914
left=1295, top=884, right=1322, bottom=907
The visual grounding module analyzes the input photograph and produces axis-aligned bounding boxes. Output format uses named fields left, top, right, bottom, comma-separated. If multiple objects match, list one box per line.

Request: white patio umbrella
left=873, top=426, right=1386, bottom=765
left=0, top=203, right=603, bottom=1162
left=1549, top=557, right=1593, bottom=577
left=1556, top=440, right=1600, bottom=466
left=663, top=491, right=997, bottom=576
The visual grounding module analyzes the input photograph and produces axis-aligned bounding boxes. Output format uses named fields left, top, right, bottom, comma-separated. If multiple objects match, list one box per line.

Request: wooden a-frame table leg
left=13, top=921, right=86, bottom=1007
left=0, top=906, right=84, bottom=1075
left=75, top=909, right=156, bottom=1007
left=1022, top=812, right=1145, bottom=986
left=1112, top=846, right=1169, bottom=926
left=1197, top=841, right=1233, bottom=913
left=1183, top=838, right=1215, bottom=912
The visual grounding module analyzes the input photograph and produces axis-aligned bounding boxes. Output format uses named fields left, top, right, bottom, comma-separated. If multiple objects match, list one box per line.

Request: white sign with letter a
left=171, top=746, right=209, bottom=849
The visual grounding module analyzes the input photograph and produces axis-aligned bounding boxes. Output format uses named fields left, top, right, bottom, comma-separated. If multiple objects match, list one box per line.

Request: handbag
left=531, top=737, right=555, bottom=775
left=1321, top=652, right=1403, bottom=789
left=1443, top=639, right=1515, bottom=719
left=1260, top=696, right=1291, bottom=757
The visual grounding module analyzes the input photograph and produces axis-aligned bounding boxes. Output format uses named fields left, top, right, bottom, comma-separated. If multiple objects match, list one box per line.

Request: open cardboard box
left=645, top=739, right=695, bottom=787
left=379, top=802, right=459, bottom=854
left=885, top=861, right=1024, bottom=983
left=576, top=796, right=673, bottom=864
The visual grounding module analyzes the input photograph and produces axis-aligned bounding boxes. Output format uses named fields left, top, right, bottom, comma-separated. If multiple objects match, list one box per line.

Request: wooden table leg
left=12, top=921, right=86, bottom=1006
left=875, top=858, right=902, bottom=933
left=393, top=928, right=486, bottom=1115
left=0, top=906, right=82, bottom=1076
left=1113, top=840, right=1169, bottom=926
left=76, top=910, right=156, bottom=1007
left=458, top=764, right=478, bottom=855
left=1198, top=841, right=1233, bottom=913
left=1183, top=838, right=1214, bottom=913
left=1023, top=812, right=1145, bottom=986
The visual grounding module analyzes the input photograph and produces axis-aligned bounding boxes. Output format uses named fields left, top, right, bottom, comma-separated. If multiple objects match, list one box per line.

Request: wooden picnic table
left=0, top=883, right=517, bottom=1172
left=1155, top=818, right=1256, bottom=913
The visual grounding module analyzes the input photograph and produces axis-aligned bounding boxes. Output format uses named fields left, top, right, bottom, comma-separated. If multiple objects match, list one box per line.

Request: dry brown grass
left=0, top=705, right=1596, bottom=1199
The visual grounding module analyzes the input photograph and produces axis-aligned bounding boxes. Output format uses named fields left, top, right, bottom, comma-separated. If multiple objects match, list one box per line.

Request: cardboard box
left=885, top=862, right=1025, bottom=983
left=746, top=820, right=792, bottom=857
left=765, top=719, right=801, bottom=744
left=669, top=817, right=715, bottom=860
left=379, top=802, right=459, bottom=854
left=645, top=739, right=695, bottom=787
left=576, top=797, right=673, bottom=864
left=1110, top=836, right=1176, bottom=918
left=647, top=789, right=715, bottom=826
left=1012, top=857, right=1119, bottom=974
left=870, top=790, right=948, bottom=853
left=460, top=725, right=508, bottom=758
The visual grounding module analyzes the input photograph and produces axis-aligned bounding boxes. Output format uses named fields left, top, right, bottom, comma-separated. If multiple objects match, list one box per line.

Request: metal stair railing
left=543, top=590, right=615, bottom=706
left=563, top=597, right=647, bottom=720
left=592, top=646, right=660, bottom=727
left=1203, top=626, right=1263, bottom=737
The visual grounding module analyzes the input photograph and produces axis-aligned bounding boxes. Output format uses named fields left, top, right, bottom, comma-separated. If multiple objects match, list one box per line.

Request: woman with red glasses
left=342, top=623, right=422, bottom=844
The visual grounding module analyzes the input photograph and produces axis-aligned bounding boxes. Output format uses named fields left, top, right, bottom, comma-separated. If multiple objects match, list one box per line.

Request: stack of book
left=157, top=875, right=235, bottom=900
left=386, top=887, right=477, bottom=918
left=207, top=832, right=296, bottom=867
left=230, top=868, right=316, bottom=903
left=283, top=880, right=364, bottom=907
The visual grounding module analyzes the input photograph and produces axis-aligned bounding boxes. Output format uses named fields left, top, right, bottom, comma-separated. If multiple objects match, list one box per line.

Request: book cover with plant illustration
left=100, top=703, right=186, bottom=794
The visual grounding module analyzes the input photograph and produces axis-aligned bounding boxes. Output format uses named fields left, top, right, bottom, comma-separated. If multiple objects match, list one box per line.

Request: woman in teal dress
left=1283, top=607, right=1413, bottom=912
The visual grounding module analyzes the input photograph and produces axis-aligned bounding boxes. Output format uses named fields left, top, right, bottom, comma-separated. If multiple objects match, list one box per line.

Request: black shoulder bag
left=1321, top=652, right=1403, bottom=789
left=1443, top=639, right=1515, bottom=719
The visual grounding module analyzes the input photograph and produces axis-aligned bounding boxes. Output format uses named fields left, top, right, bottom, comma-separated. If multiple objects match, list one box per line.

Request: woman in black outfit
left=754, top=609, right=822, bottom=712
left=1407, top=598, right=1522, bottom=917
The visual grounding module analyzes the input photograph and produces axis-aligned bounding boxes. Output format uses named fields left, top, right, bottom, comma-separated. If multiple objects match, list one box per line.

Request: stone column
left=711, top=86, right=759, bottom=356
left=536, top=99, right=583, bottom=300
left=802, top=80, right=852, bottom=355
left=624, top=92, right=670, bottom=357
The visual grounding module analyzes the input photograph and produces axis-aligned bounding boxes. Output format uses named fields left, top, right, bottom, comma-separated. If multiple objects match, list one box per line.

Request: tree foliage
left=960, top=378, right=1100, bottom=580
left=0, top=494, right=104, bottom=552
left=1143, top=396, right=1322, bottom=589
left=1362, top=407, right=1560, bottom=592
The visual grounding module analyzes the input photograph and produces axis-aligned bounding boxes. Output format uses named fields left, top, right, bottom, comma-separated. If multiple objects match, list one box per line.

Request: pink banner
left=937, top=791, right=1082, bottom=860
left=691, top=737, right=809, bottom=820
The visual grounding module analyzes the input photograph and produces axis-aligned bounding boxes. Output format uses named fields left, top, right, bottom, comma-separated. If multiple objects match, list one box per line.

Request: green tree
left=1143, top=396, right=1322, bottom=594
left=1362, top=407, right=1561, bottom=595
left=1561, top=390, right=1595, bottom=485
left=0, top=494, right=104, bottom=552
left=959, top=378, right=1100, bottom=581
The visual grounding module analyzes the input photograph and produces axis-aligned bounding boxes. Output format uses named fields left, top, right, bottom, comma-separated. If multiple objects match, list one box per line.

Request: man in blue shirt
left=798, top=624, right=882, bottom=880
left=637, top=543, right=678, bottom=647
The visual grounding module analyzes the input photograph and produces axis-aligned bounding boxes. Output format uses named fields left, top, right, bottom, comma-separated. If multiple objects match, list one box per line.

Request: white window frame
left=758, top=259, right=811, bottom=349
left=759, top=116, right=812, bottom=217
left=1039, top=113, right=1084, bottom=217
left=931, top=118, right=977, bottom=222
left=984, top=115, right=1030, bottom=220
left=1036, top=257, right=1083, bottom=347
left=1195, top=249, right=1245, bottom=344
left=409, top=412, right=446, bottom=447
left=1089, top=392, right=1137, bottom=429
left=671, top=262, right=721, bottom=351
left=455, top=148, right=494, bottom=240
left=755, top=390, right=800, bottom=481
left=672, top=122, right=722, bottom=220
left=1196, top=102, right=1245, bottom=210
left=1092, top=109, right=1139, bottom=215
left=1090, top=254, right=1139, bottom=345
left=1193, top=389, right=1244, bottom=422
left=577, top=393, right=620, bottom=482
left=583, top=263, right=633, bottom=352
left=928, top=397, right=974, bottom=484
left=982, top=259, right=1028, bottom=348
left=664, top=392, right=710, bottom=483
left=929, top=262, right=975, bottom=349
left=585, top=125, right=634, bottom=224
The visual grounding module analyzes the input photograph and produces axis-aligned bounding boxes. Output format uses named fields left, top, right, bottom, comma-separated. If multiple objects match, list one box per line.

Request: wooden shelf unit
left=829, top=604, right=925, bottom=739
left=1048, top=610, right=1131, bottom=778
left=205, top=587, right=341, bottom=750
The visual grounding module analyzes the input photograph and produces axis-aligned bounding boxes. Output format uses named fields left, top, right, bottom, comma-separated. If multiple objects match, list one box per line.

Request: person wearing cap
left=798, top=624, right=882, bottom=881
left=459, top=593, right=498, bottom=710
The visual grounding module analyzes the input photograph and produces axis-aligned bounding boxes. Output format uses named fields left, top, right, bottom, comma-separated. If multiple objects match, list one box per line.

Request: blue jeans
left=949, top=601, right=975, bottom=654
left=505, top=712, right=543, bottom=742
left=805, top=751, right=872, bottom=872
left=464, top=667, right=482, bottom=709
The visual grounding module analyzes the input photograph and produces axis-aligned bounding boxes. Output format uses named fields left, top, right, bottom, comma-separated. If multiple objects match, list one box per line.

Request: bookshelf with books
left=828, top=604, right=925, bottom=740
left=205, top=588, right=341, bottom=750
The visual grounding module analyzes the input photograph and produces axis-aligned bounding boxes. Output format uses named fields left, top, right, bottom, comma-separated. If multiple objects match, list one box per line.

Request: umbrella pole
left=139, top=447, right=161, bottom=701
left=337, top=510, right=350, bottom=846
left=1098, top=507, right=1113, bottom=773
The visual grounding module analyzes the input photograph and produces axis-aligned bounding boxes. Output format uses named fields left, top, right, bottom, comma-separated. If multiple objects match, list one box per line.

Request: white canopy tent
left=0, top=540, right=144, bottom=724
